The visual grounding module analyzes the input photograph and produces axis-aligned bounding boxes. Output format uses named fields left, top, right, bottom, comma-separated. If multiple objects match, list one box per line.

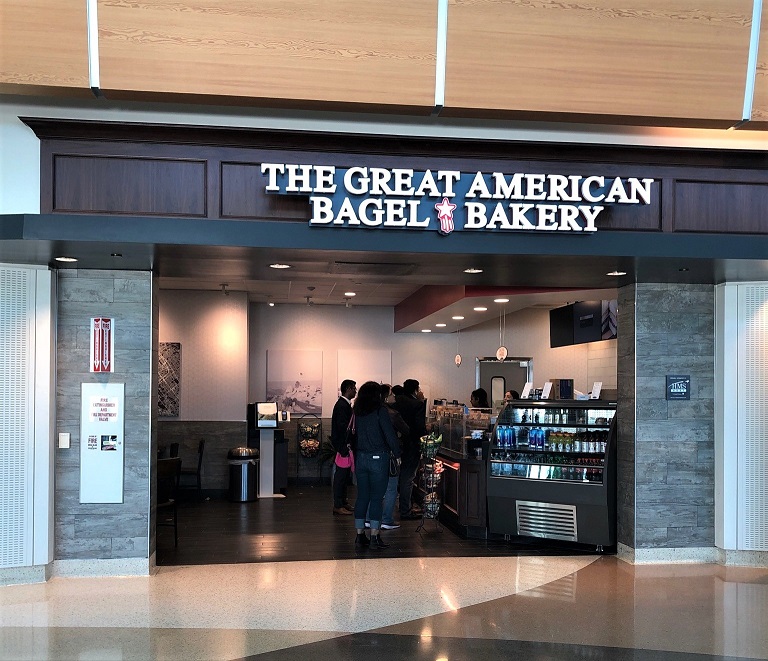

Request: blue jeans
left=353, top=451, right=389, bottom=530
left=381, top=475, right=398, bottom=525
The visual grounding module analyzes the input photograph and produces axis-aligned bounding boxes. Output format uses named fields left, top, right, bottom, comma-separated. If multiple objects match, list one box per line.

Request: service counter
left=427, top=404, right=492, bottom=538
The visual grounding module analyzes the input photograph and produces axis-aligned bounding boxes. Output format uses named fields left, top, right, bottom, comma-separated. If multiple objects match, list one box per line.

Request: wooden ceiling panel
left=98, top=0, right=436, bottom=111
left=0, top=0, right=89, bottom=94
left=443, top=0, right=752, bottom=126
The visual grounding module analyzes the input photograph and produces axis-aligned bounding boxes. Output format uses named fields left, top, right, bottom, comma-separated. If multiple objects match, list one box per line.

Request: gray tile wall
left=56, top=270, right=154, bottom=560
left=617, top=283, right=715, bottom=549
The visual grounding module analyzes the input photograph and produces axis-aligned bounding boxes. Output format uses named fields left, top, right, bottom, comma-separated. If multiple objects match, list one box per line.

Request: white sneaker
left=381, top=523, right=400, bottom=530
left=364, top=521, right=371, bottom=528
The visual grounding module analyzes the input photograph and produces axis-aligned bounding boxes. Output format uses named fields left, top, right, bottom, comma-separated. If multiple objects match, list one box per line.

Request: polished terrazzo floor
left=2, top=556, right=767, bottom=660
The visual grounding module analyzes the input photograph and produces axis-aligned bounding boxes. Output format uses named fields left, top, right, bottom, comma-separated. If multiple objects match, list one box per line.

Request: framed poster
left=266, top=349, right=322, bottom=414
left=158, top=342, right=181, bottom=417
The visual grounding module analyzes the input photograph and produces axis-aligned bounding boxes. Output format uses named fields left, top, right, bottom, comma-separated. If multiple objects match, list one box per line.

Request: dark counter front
left=437, top=454, right=488, bottom=539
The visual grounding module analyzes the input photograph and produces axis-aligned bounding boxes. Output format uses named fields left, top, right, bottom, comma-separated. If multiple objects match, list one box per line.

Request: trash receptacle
left=228, top=447, right=259, bottom=502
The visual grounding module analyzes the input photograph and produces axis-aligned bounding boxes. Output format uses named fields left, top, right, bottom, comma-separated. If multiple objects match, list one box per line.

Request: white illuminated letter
left=580, top=205, right=603, bottom=232
left=391, top=169, right=415, bottom=195
left=286, top=164, right=314, bottom=193
left=261, top=163, right=285, bottom=192
left=493, top=173, right=524, bottom=200
left=604, top=177, right=630, bottom=203
left=536, top=205, right=558, bottom=230
left=344, top=167, right=369, bottom=195
left=558, top=205, right=581, bottom=231
left=485, top=203, right=513, bottom=229
left=309, top=197, right=333, bottom=224
left=437, top=171, right=461, bottom=197
left=581, top=176, right=605, bottom=203
left=335, top=198, right=360, bottom=225
left=525, top=174, right=546, bottom=200
left=415, top=170, right=440, bottom=197
left=359, top=199, right=384, bottom=226
left=314, top=166, right=337, bottom=193
left=509, top=204, right=536, bottom=230
left=629, top=178, right=654, bottom=204
left=466, top=172, right=491, bottom=198
left=464, top=202, right=488, bottom=228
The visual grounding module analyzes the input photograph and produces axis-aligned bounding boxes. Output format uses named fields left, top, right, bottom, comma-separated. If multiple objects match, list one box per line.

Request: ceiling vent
left=331, top=261, right=417, bottom=276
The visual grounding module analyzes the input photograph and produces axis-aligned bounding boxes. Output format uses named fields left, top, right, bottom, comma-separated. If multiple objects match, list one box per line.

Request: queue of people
left=329, top=377, right=429, bottom=549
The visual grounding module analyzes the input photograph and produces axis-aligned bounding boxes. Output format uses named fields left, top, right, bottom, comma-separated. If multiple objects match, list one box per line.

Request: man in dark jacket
left=331, top=379, right=356, bottom=514
left=395, top=378, right=427, bottom=519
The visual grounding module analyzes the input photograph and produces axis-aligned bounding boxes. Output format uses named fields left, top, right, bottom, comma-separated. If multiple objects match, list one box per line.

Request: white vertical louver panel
left=740, top=285, right=768, bottom=551
left=0, top=266, right=34, bottom=567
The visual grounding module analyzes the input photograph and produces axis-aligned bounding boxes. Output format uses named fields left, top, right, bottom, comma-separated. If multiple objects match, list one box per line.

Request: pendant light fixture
left=496, top=304, right=508, bottom=361
left=454, top=327, right=462, bottom=367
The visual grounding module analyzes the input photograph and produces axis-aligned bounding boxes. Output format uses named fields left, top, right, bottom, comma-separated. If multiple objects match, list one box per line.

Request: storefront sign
left=666, top=375, right=691, bottom=400
left=90, top=317, right=114, bottom=373
left=260, top=163, right=654, bottom=236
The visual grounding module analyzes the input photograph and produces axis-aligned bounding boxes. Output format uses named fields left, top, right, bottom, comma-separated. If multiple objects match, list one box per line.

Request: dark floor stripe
left=237, top=633, right=760, bottom=661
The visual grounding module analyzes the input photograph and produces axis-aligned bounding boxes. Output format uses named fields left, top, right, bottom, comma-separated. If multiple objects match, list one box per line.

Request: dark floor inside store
left=156, top=484, right=606, bottom=565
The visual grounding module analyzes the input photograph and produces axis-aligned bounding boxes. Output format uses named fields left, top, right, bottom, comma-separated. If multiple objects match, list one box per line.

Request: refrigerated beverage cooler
left=488, top=400, right=617, bottom=550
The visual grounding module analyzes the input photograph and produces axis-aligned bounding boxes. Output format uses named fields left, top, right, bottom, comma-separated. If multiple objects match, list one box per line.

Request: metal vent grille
left=0, top=267, right=34, bottom=568
left=331, top=261, right=417, bottom=276
left=741, top=285, right=768, bottom=550
left=516, top=500, right=578, bottom=542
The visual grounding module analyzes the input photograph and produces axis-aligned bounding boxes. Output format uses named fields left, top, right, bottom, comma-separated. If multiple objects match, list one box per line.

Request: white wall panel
left=0, top=266, right=35, bottom=567
left=739, top=285, right=768, bottom=550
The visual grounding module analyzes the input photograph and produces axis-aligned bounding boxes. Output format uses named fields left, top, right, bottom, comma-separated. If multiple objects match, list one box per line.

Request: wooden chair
left=157, top=457, right=181, bottom=546
left=179, top=439, right=205, bottom=498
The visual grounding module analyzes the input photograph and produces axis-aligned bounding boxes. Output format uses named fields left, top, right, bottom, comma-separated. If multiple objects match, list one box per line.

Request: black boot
left=370, top=534, right=390, bottom=550
left=354, top=533, right=370, bottom=548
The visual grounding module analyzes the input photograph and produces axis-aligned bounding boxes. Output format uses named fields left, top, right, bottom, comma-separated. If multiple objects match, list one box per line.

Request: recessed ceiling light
left=451, top=315, right=464, bottom=320
left=473, top=306, right=488, bottom=312
left=464, top=268, right=483, bottom=274
left=421, top=329, right=432, bottom=333
left=268, top=302, right=275, bottom=307
left=344, top=292, right=356, bottom=297
left=606, top=270, right=627, bottom=276
left=494, top=298, right=509, bottom=303
left=110, top=253, right=122, bottom=258
left=55, top=256, right=78, bottom=263
left=269, top=263, right=292, bottom=269
left=679, top=267, right=689, bottom=272
left=435, top=323, right=447, bottom=327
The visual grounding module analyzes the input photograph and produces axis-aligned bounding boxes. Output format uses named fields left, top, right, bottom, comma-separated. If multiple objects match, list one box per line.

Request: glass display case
left=490, top=403, right=614, bottom=483
left=487, top=400, right=617, bottom=549
left=428, top=404, right=493, bottom=459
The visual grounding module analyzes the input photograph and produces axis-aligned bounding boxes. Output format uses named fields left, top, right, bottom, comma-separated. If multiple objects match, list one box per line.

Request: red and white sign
left=90, top=317, right=114, bottom=373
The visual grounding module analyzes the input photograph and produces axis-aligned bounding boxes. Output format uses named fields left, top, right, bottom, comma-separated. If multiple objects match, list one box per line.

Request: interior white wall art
left=266, top=349, right=323, bottom=415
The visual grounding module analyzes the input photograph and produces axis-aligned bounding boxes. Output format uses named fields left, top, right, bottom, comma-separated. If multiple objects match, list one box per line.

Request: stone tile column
left=55, top=270, right=157, bottom=576
left=617, top=283, right=715, bottom=562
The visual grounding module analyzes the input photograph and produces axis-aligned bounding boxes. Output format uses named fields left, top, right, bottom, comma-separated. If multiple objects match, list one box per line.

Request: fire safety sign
left=90, top=317, right=114, bottom=373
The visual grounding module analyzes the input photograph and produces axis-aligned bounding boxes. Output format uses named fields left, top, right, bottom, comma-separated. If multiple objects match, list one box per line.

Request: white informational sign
left=590, top=381, right=603, bottom=399
left=521, top=382, right=533, bottom=399
left=542, top=382, right=553, bottom=400
left=80, top=383, right=125, bottom=503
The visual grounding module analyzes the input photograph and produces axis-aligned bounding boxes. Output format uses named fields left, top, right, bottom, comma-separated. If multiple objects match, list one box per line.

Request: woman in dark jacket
left=352, top=381, right=401, bottom=549
left=379, top=383, right=408, bottom=529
